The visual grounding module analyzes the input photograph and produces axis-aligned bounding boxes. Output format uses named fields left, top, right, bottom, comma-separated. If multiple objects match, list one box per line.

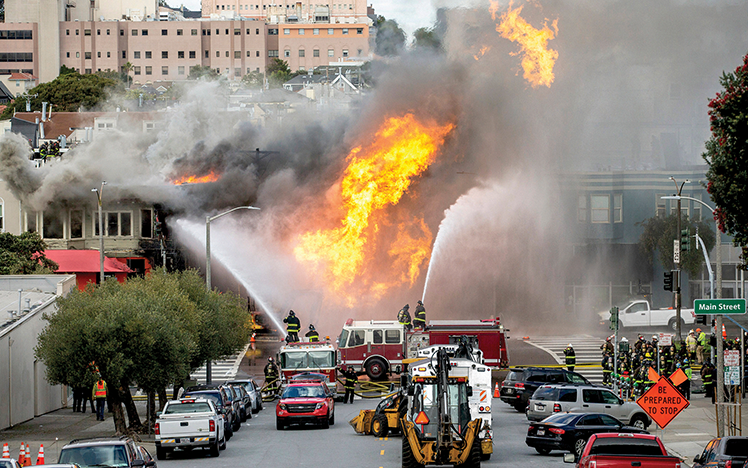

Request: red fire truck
left=337, top=318, right=509, bottom=380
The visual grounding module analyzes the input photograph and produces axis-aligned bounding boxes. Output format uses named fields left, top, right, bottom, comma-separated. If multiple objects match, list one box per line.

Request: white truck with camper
left=598, top=300, right=695, bottom=330
left=155, top=397, right=226, bottom=460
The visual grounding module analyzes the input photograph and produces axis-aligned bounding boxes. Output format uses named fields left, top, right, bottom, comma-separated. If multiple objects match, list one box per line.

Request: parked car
left=564, top=433, right=682, bottom=467
left=693, top=436, right=748, bottom=468
left=276, top=381, right=335, bottom=430
left=526, top=412, right=648, bottom=458
left=137, top=446, right=157, bottom=468
left=526, top=384, right=651, bottom=430
left=155, top=397, right=225, bottom=460
left=597, top=299, right=696, bottom=330
left=228, top=384, right=251, bottom=422
left=58, top=436, right=152, bottom=468
left=183, top=385, right=236, bottom=439
left=227, top=378, right=263, bottom=413
left=0, top=459, right=22, bottom=468
left=500, top=367, right=592, bottom=411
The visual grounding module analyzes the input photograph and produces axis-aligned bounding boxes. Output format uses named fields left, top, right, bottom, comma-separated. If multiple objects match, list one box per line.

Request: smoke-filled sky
left=2, top=0, right=747, bottom=335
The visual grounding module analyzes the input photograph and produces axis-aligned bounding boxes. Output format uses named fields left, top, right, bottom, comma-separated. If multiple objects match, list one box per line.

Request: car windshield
left=0, top=461, right=15, bottom=468
left=282, top=385, right=326, bottom=398
left=164, top=402, right=212, bottom=414
left=724, top=439, right=748, bottom=456
left=588, top=438, right=663, bottom=456
left=184, top=392, right=220, bottom=408
left=541, top=413, right=579, bottom=425
left=532, top=387, right=558, bottom=401
left=506, top=371, right=523, bottom=382
left=59, top=445, right=130, bottom=468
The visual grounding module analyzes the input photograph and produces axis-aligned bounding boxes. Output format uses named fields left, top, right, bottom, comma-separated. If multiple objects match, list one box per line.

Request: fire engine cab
left=278, top=341, right=337, bottom=395
left=337, top=318, right=509, bottom=380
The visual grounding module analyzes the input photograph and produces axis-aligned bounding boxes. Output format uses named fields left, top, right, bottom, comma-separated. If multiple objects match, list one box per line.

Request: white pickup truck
left=155, top=397, right=226, bottom=460
left=598, top=300, right=696, bottom=330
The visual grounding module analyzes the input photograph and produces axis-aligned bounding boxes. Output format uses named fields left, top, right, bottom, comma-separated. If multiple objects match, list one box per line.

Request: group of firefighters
left=397, top=301, right=426, bottom=330
left=562, top=329, right=745, bottom=402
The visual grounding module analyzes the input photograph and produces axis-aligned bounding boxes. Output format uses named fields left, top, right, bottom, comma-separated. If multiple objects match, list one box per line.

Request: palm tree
left=122, top=61, right=134, bottom=89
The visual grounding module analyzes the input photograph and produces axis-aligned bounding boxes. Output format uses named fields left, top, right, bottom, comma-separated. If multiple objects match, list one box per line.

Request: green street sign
left=694, top=298, right=746, bottom=315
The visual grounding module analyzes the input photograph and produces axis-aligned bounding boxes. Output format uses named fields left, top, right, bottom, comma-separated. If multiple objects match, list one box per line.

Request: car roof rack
left=67, top=435, right=129, bottom=445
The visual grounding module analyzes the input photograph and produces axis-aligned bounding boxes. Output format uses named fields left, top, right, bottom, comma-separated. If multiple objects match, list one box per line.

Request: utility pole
left=670, top=177, right=688, bottom=342
left=91, top=182, right=107, bottom=283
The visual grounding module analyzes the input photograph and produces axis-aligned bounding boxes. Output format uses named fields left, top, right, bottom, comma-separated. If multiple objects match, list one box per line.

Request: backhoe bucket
left=349, top=410, right=375, bottom=434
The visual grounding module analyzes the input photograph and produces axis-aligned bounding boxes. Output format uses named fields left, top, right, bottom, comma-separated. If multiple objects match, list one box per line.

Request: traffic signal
left=681, top=228, right=690, bottom=252
left=609, top=306, right=619, bottom=331
left=696, top=315, right=707, bottom=325
left=663, top=271, right=674, bottom=291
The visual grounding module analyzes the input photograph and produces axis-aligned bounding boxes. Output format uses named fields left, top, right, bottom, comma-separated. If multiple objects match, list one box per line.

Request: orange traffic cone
left=18, top=444, right=25, bottom=464
left=493, top=382, right=500, bottom=398
left=35, top=444, right=44, bottom=465
left=722, top=324, right=727, bottom=340
left=2, top=443, right=9, bottom=458
left=24, top=443, right=31, bottom=466
left=250, top=333, right=256, bottom=343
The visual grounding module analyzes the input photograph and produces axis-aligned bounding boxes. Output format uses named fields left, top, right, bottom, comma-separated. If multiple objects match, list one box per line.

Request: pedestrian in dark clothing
left=563, top=344, right=576, bottom=372
left=339, top=366, right=358, bottom=404
left=73, top=386, right=83, bottom=412
left=283, top=310, right=301, bottom=342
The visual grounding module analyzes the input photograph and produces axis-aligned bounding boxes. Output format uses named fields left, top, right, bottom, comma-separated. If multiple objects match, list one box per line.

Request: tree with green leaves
left=412, top=27, right=442, bottom=53
left=266, top=58, right=292, bottom=88
left=637, top=214, right=716, bottom=277
left=0, top=72, right=117, bottom=118
left=35, top=269, right=252, bottom=434
left=121, top=62, right=134, bottom=88
left=0, top=231, right=58, bottom=274
left=703, top=52, right=748, bottom=267
left=242, top=70, right=265, bottom=88
left=375, top=16, right=406, bottom=57
left=188, top=65, right=219, bottom=81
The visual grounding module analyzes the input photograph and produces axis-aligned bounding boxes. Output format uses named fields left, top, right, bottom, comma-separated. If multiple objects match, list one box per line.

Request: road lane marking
left=380, top=450, right=385, bottom=455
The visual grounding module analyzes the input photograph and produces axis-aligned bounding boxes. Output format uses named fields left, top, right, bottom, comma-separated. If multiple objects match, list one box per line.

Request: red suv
left=276, top=381, right=334, bottom=430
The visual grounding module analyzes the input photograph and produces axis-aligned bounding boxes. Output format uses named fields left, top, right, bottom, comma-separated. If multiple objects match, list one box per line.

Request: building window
left=66, top=29, right=70, bottom=35
left=328, top=28, right=334, bottom=35
left=216, top=51, right=220, bottom=57
left=247, top=28, right=251, bottom=34
left=256, top=28, right=260, bottom=34
left=26, top=211, right=37, bottom=233
left=96, top=29, right=100, bottom=35
left=42, top=212, right=64, bottom=239
left=132, top=29, right=138, bottom=36
left=577, top=195, right=587, bottom=222
left=0, top=202, right=3, bottom=232
left=225, top=29, right=229, bottom=35
left=70, top=210, right=83, bottom=239
left=191, top=29, right=198, bottom=35
left=357, top=28, right=363, bottom=34
left=225, top=51, right=229, bottom=57
left=145, top=51, right=152, bottom=59
left=284, top=28, right=290, bottom=35
left=178, top=51, right=184, bottom=59
left=313, top=48, right=319, bottom=57
left=162, top=51, right=168, bottom=59
left=142, top=29, right=148, bottom=36
left=205, top=50, right=209, bottom=58
left=76, top=29, right=79, bottom=35
left=141, top=209, right=152, bottom=238
left=107, top=29, right=110, bottom=35
left=134, top=51, right=141, bottom=59
left=284, top=49, right=290, bottom=57
left=357, top=48, right=362, bottom=56
left=107, top=52, right=110, bottom=58
left=256, top=51, right=260, bottom=57
left=145, top=66, right=152, bottom=75
left=234, top=51, right=241, bottom=58
left=590, top=195, right=610, bottom=224
left=234, top=28, right=240, bottom=35
left=189, top=51, right=196, bottom=59
left=246, top=51, right=251, bottom=57
left=268, top=50, right=278, bottom=57
left=97, top=51, right=101, bottom=58
left=162, top=29, right=168, bottom=36
left=342, top=28, right=348, bottom=34
left=162, top=66, right=168, bottom=75
left=656, top=193, right=667, bottom=218
left=120, top=29, right=124, bottom=36
left=66, top=52, right=70, bottom=58
left=234, top=67, right=241, bottom=76
left=299, top=29, right=305, bottom=35
left=299, top=49, right=305, bottom=57
left=313, top=28, right=319, bottom=35
left=342, top=49, right=348, bottom=57
left=216, top=29, right=219, bottom=35
left=122, top=51, right=126, bottom=59
left=134, top=66, right=141, bottom=75
left=613, top=194, right=622, bottom=223
left=269, top=28, right=278, bottom=35
left=76, top=52, right=80, bottom=58
left=178, top=66, right=185, bottom=75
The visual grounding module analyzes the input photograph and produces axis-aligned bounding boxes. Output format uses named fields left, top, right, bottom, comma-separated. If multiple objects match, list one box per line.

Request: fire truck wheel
left=365, top=358, right=388, bottom=381
left=372, top=414, right=388, bottom=437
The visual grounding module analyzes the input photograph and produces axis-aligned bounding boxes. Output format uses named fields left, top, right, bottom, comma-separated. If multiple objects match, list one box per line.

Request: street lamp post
left=661, top=194, right=725, bottom=436
left=669, top=177, right=688, bottom=342
left=205, top=205, right=260, bottom=384
left=91, top=182, right=107, bottom=283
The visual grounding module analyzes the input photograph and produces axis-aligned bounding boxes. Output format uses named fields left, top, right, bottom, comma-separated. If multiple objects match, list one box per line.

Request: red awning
left=44, top=250, right=133, bottom=274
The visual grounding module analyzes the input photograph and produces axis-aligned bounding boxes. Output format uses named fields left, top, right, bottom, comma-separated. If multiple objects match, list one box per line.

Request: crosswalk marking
left=524, top=335, right=605, bottom=384
left=190, top=343, right=250, bottom=384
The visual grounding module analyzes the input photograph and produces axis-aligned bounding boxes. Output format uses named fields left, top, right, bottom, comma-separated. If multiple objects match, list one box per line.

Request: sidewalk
left=659, top=393, right=746, bottom=468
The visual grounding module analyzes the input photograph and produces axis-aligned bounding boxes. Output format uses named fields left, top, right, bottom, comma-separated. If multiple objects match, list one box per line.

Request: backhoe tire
left=402, top=435, right=421, bottom=468
left=458, top=438, right=481, bottom=468
left=365, top=358, right=388, bottom=381
left=372, top=414, right=388, bottom=438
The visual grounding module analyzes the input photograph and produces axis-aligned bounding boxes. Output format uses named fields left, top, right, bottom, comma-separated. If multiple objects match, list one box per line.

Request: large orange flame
left=497, top=3, right=558, bottom=88
left=172, top=171, right=221, bottom=185
left=473, top=45, right=491, bottom=61
left=294, top=113, right=454, bottom=305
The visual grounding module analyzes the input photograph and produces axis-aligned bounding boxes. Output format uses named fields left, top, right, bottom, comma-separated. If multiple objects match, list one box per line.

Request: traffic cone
left=35, top=445, right=44, bottom=465
left=2, top=443, right=9, bottom=458
left=493, top=382, right=500, bottom=398
left=250, top=333, right=256, bottom=343
left=18, top=444, right=25, bottom=464
left=722, top=324, right=727, bottom=340
left=24, top=443, right=31, bottom=466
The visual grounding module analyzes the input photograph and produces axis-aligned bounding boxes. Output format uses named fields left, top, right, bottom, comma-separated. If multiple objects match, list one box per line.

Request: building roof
left=8, top=72, right=37, bottom=81
left=13, top=112, right=107, bottom=141
left=44, top=250, right=133, bottom=274
left=0, top=81, right=14, bottom=102
left=9, top=116, right=38, bottom=146
left=0, top=289, right=56, bottom=335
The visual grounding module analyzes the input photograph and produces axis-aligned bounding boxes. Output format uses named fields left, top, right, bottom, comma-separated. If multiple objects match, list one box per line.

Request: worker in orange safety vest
left=92, top=378, right=108, bottom=421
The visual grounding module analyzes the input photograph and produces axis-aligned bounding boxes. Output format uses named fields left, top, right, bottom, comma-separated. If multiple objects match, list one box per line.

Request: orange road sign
left=636, top=377, right=690, bottom=429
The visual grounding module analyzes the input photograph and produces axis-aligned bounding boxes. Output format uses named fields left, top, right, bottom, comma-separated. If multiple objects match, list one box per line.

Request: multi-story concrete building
left=202, top=0, right=369, bottom=23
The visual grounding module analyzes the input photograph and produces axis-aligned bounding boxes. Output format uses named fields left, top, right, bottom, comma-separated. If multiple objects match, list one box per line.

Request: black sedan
left=526, top=412, right=648, bottom=459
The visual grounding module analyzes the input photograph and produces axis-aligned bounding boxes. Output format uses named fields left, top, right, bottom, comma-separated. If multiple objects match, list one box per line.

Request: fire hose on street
left=258, top=376, right=398, bottom=402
